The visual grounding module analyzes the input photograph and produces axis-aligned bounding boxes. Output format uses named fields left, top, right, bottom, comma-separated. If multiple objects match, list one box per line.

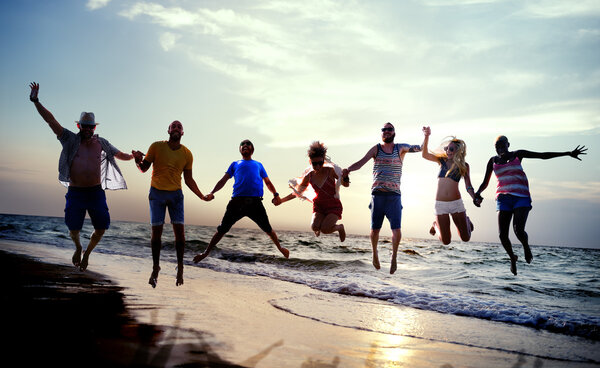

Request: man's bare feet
left=279, top=247, right=290, bottom=259
left=372, top=252, right=381, bottom=270
left=79, top=252, right=89, bottom=271
left=72, top=248, right=82, bottom=267
left=429, top=222, right=436, bottom=236
left=149, top=266, right=160, bottom=288
left=390, top=257, right=397, bottom=274
left=524, top=246, right=533, bottom=264
left=176, top=266, right=184, bottom=286
left=193, top=252, right=209, bottom=263
left=510, top=255, right=518, bottom=276
left=338, top=224, right=346, bottom=242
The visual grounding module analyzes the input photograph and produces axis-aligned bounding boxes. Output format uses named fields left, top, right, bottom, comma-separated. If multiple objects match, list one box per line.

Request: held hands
left=422, top=126, right=431, bottom=137
left=29, top=82, right=39, bottom=102
left=272, top=196, right=282, bottom=206
left=570, top=145, right=588, bottom=161
left=205, top=193, right=215, bottom=201
left=342, top=168, right=350, bottom=184
left=473, top=193, right=483, bottom=207
left=131, top=150, right=145, bottom=163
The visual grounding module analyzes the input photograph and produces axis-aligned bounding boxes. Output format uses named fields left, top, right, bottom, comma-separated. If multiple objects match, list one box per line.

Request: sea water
left=1, top=213, right=598, bottom=363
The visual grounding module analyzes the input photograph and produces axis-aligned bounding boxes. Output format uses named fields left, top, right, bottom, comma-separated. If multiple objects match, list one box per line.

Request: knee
left=459, top=233, right=471, bottom=242
left=498, top=233, right=510, bottom=243
left=311, top=223, right=320, bottom=232
left=441, top=235, right=451, bottom=245
left=92, top=229, right=105, bottom=238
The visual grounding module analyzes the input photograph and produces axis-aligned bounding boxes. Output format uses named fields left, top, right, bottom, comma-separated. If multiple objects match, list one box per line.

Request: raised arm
left=183, top=169, right=206, bottom=200
left=517, top=146, right=587, bottom=161
left=421, top=126, right=438, bottom=162
left=29, top=82, right=63, bottom=137
left=474, top=157, right=494, bottom=207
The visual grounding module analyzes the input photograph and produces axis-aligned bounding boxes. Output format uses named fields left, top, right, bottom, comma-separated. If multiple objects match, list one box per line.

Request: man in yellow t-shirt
left=133, top=120, right=207, bottom=288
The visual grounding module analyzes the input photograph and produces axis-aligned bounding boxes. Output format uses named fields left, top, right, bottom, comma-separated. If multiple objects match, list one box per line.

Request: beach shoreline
left=2, top=239, right=597, bottom=368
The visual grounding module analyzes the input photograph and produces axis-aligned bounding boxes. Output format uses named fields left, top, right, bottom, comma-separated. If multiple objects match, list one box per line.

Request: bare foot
left=524, top=246, right=533, bottom=264
left=149, top=266, right=160, bottom=288
left=193, top=252, right=208, bottom=263
left=72, top=248, right=82, bottom=267
left=338, top=224, right=346, bottom=242
left=176, top=266, right=184, bottom=286
left=314, top=230, right=321, bottom=237
left=390, top=257, right=397, bottom=274
left=79, top=252, right=89, bottom=271
left=279, top=247, right=290, bottom=259
left=372, top=252, right=381, bottom=270
left=429, top=222, right=436, bottom=236
left=510, top=255, right=518, bottom=276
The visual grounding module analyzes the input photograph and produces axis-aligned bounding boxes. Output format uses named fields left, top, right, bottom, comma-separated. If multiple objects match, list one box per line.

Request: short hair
left=495, top=135, right=508, bottom=144
left=307, top=141, right=327, bottom=159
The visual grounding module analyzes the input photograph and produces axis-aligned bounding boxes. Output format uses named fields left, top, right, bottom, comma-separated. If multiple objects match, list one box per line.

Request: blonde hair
left=435, top=137, right=468, bottom=178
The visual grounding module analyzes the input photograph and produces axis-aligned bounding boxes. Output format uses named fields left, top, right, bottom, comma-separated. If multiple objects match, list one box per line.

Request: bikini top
left=438, top=158, right=461, bottom=182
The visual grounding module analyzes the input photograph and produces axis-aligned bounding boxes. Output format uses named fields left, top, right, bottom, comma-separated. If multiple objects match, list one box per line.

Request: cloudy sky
left=1, top=0, right=599, bottom=248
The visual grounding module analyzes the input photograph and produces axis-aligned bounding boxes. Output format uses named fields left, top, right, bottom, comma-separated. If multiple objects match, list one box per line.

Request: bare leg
left=370, top=229, right=381, bottom=270
left=173, top=223, right=185, bottom=286
left=390, top=228, right=401, bottom=274
left=194, top=231, right=224, bottom=263
left=435, top=214, right=452, bottom=245
left=311, top=212, right=324, bottom=237
left=512, top=207, right=533, bottom=264
left=267, top=230, right=289, bottom=258
left=451, top=211, right=472, bottom=242
left=149, top=225, right=163, bottom=288
left=318, top=213, right=346, bottom=242
left=498, top=211, right=518, bottom=275
left=69, top=230, right=82, bottom=267
left=80, top=229, right=105, bottom=271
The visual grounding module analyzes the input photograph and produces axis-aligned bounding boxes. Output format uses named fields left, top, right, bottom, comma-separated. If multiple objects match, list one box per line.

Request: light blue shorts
left=369, top=192, right=402, bottom=230
left=496, top=194, right=532, bottom=212
left=149, top=187, right=184, bottom=226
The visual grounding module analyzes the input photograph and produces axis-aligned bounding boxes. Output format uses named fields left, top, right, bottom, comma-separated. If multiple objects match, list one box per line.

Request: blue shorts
left=149, top=187, right=184, bottom=226
left=64, top=185, right=110, bottom=230
left=369, top=192, right=402, bottom=230
left=496, top=194, right=532, bottom=212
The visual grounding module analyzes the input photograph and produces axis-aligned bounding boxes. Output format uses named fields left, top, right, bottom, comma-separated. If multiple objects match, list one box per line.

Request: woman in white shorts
left=421, top=127, right=476, bottom=245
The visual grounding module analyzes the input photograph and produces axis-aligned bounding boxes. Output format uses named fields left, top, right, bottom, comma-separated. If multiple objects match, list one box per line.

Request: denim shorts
left=496, top=194, right=532, bottom=212
left=149, top=187, right=184, bottom=226
left=369, top=192, right=402, bottom=230
left=64, top=185, right=110, bottom=230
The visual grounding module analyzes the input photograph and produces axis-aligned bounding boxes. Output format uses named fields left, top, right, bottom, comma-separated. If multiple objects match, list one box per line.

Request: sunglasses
left=444, top=146, right=455, bottom=153
left=311, top=160, right=325, bottom=167
left=381, top=127, right=394, bottom=132
left=240, top=142, right=253, bottom=147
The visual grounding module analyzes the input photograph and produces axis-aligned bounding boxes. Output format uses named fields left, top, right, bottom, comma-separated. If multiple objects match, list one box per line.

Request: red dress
left=309, top=171, right=343, bottom=219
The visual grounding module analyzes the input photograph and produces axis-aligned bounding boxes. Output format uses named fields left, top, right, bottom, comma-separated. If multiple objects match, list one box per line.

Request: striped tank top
left=493, top=156, right=530, bottom=198
left=372, top=144, right=404, bottom=194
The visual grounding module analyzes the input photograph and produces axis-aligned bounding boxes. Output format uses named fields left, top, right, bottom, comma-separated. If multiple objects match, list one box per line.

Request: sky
left=1, top=0, right=599, bottom=248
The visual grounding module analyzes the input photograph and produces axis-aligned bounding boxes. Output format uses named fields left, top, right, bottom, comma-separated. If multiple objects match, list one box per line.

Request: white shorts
left=435, top=199, right=466, bottom=215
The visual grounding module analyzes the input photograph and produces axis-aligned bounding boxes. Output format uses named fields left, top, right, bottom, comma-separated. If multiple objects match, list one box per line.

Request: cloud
left=87, top=0, right=111, bottom=10
left=534, top=181, right=600, bottom=203
left=159, top=32, right=180, bottom=51
left=520, top=0, right=600, bottom=18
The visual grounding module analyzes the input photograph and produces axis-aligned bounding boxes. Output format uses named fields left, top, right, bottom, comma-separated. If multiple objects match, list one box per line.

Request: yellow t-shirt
left=145, top=141, right=193, bottom=191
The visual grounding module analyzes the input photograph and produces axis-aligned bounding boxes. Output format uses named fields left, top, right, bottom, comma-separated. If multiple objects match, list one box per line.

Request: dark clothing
left=217, top=197, right=273, bottom=234
left=64, top=185, right=110, bottom=230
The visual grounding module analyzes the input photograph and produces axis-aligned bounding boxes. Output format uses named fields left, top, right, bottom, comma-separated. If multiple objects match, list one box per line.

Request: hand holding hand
left=473, top=194, right=483, bottom=207
left=131, top=150, right=145, bottom=163
left=272, top=196, right=282, bottom=206
left=205, top=193, right=214, bottom=201
left=422, top=126, right=431, bottom=137
left=29, top=82, right=39, bottom=102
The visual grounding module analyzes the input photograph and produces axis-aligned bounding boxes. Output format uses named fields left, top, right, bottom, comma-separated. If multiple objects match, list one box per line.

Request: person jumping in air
left=276, top=141, right=349, bottom=242
left=421, top=126, right=476, bottom=245
left=474, top=135, right=587, bottom=276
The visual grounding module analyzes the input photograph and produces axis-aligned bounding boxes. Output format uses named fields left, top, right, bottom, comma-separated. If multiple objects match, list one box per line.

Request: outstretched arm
left=343, top=145, right=378, bottom=179
left=277, top=175, right=310, bottom=205
left=184, top=169, right=206, bottom=200
left=29, top=82, right=63, bottom=137
left=463, top=163, right=476, bottom=201
left=517, top=146, right=587, bottom=161
left=115, top=151, right=134, bottom=161
left=205, top=173, right=231, bottom=200
left=421, top=126, right=438, bottom=162
left=474, top=157, right=494, bottom=207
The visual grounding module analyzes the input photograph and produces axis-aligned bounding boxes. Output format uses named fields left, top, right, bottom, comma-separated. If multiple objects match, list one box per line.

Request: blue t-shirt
left=226, top=159, right=268, bottom=197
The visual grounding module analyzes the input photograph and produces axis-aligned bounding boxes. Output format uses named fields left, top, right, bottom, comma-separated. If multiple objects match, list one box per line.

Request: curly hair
left=307, top=141, right=327, bottom=159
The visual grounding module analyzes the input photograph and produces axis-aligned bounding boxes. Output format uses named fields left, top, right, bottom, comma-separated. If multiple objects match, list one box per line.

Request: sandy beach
left=2, top=239, right=597, bottom=368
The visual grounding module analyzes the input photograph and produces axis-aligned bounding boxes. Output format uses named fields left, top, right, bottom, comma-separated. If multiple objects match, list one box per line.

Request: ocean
left=1, top=213, right=598, bottom=364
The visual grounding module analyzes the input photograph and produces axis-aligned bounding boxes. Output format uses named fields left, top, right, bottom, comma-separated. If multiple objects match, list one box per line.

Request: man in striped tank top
left=474, top=135, right=587, bottom=276
left=342, top=122, right=422, bottom=274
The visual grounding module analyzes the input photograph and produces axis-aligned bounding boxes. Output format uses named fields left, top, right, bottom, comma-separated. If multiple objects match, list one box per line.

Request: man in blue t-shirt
left=193, top=140, right=289, bottom=262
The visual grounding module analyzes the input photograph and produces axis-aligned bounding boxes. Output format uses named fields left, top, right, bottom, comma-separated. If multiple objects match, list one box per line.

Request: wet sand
left=2, top=240, right=597, bottom=368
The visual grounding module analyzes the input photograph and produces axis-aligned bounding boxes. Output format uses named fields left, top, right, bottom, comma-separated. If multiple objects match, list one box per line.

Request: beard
left=383, top=133, right=395, bottom=143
